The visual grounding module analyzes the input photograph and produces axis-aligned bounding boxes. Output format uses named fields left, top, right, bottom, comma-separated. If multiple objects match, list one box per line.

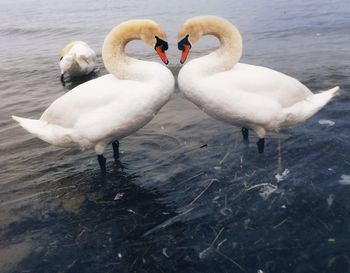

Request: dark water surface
left=1, top=0, right=350, bottom=272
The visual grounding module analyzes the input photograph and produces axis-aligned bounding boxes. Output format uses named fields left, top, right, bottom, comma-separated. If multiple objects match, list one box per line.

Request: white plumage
left=178, top=16, right=339, bottom=152
left=13, top=20, right=174, bottom=172
left=59, top=41, right=97, bottom=81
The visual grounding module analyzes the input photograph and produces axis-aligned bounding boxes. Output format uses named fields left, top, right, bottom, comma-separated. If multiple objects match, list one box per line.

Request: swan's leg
left=97, top=154, right=106, bottom=174
left=257, top=138, right=265, bottom=153
left=241, top=127, right=249, bottom=142
left=60, top=74, right=65, bottom=86
left=277, top=136, right=282, bottom=171
left=95, top=143, right=107, bottom=173
left=254, top=127, right=266, bottom=153
left=112, top=141, right=119, bottom=159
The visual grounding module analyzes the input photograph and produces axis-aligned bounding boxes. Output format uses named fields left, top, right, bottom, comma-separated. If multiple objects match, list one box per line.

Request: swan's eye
left=154, top=36, right=168, bottom=52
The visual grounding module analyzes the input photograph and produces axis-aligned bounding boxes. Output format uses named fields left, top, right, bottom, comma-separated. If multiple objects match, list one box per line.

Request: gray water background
left=0, top=0, right=350, bottom=272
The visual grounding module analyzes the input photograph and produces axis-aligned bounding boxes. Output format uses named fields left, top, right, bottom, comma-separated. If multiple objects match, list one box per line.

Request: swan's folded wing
left=212, top=63, right=312, bottom=107
left=197, top=83, right=283, bottom=127
left=71, top=41, right=96, bottom=58
left=40, top=75, right=147, bottom=128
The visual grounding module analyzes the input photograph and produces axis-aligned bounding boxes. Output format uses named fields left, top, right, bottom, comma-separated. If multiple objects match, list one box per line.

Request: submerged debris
left=220, top=207, right=232, bottom=216
left=244, top=218, right=251, bottom=230
left=273, top=217, right=290, bottom=229
left=113, top=192, right=125, bottom=201
left=199, top=228, right=224, bottom=260
left=216, top=239, right=227, bottom=251
left=259, top=184, right=278, bottom=200
left=318, top=119, right=335, bottom=126
left=246, top=183, right=278, bottom=200
left=339, top=174, right=350, bottom=185
left=189, top=179, right=217, bottom=206
left=162, top=248, right=170, bottom=258
left=143, top=207, right=195, bottom=237
left=327, top=194, right=334, bottom=207
left=219, top=151, right=230, bottom=165
left=199, top=246, right=213, bottom=259
left=275, top=169, right=290, bottom=182
left=246, top=183, right=271, bottom=191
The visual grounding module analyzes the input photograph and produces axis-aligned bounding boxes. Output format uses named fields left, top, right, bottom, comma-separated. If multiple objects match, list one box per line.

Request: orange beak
left=180, top=44, right=191, bottom=64
left=155, top=45, right=169, bottom=65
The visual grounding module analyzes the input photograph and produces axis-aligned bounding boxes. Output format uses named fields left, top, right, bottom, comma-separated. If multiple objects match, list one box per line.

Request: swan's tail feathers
left=307, top=86, right=339, bottom=111
left=12, top=116, right=72, bottom=146
left=282, top=86, right=339, bottom=127
left=12, top=116, right=46, bottom=135
left=324, top=86, right=339, bottom=96
left=316, top=85, right=339, bottom=99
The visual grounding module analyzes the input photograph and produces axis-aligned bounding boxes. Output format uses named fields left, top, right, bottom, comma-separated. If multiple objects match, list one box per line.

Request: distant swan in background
left=59, top=41, right=97, bottom=85
left=177, top=15, right=339, bottom=153
left=13, top=20, right=174, bottom=173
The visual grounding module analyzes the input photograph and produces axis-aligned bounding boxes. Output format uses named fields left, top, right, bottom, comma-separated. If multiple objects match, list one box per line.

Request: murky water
left=1, top=0, right=350, bottom=272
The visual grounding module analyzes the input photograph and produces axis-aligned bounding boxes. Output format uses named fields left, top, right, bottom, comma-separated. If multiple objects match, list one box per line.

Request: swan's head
left=178, top=16, right=239, bottom=64
left=177, top=21, right=199, bottom=64
left=178, top=17, right=211, bottom=64
left=139, top=20, right=169, bottom=64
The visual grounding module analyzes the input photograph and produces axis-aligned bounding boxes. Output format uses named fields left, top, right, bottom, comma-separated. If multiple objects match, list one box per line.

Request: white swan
left=59, top=41, right=97, bottom=84
left=13, top=20, right=175, bottom=173
left=177, top=16, right=339, bottom=153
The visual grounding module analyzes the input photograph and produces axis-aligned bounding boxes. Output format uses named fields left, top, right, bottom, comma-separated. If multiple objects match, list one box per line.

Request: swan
left=59, top=41, right=97, bottom=84
left=12, top=19, right=174, bottom=173
left=177, top=15, right=339, bottom=153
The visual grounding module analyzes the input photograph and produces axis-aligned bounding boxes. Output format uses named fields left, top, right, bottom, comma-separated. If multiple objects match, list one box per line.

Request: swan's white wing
left=60, top=42, right=96, bottom=75
left=211, top=63, right=312, bottom=107
left=41, top=74, right=164, bottom=137
left=72, top=41, right=96, bottom=58
left=72, top=42, right=96, bottom=69
left=188, top=78, right=283, bottom=127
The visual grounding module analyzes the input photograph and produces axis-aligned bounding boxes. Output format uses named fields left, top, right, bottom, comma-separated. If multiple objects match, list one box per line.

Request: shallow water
left=1, top=0, right=350, bottom=272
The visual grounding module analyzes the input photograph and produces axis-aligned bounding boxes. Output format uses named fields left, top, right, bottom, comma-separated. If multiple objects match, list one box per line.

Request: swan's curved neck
left=102, top=23, right=157, bottom=81
left=194, top=19, right=242, bottom=72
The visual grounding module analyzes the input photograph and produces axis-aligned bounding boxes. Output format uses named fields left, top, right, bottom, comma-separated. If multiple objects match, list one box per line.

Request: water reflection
left=61, top=70, right=100, bottom=90
left=3, top=129, right=350, bottom=273
left=1, top=163, right=178, bottom=272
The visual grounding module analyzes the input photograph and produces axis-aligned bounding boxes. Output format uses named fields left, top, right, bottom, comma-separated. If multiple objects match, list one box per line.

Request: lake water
left=1, top=0, right=350, bottom=272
